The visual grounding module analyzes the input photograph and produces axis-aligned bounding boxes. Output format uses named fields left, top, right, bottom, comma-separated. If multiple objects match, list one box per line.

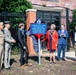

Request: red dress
left=42, top=30, right=58, bottom=50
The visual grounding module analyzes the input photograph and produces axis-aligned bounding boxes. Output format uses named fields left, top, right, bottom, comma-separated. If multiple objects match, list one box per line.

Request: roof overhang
left=33, top=6, right=63, bottom=12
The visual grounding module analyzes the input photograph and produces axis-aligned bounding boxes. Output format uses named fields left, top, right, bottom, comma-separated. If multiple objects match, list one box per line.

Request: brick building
left=28, top=0, right=76, bottom=30
left=26, top=0, right=76, bottom=54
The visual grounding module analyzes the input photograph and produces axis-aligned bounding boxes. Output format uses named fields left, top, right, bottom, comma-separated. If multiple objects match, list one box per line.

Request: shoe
left=20, top=65, right=25, bottom=69
left=24, top=63, right=32, bottom=66
left=62, top=58, right=66, bottom=61
left=5, top=68, right=11, bottom=70
left=50, top=62, right=52, bottom=64
left=8, top=67, right=11, bottom=70
left=50, top=61, right=52, bottom=64
left=0, top=70, right=1, bottom=72
left=57, top=58, right=60, bottom=61
left=53, top=62, right=56, bottom=64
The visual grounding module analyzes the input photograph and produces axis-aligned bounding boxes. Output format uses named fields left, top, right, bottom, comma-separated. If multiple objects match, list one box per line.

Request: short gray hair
left=51, top=24, right=56, bottom=29
left=0, top=22, right=3, bottom=25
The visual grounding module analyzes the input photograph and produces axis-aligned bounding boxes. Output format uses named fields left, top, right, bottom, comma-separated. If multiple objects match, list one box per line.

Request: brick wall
left=28, top=0, right=76, bottom=10
left=28, top=0, right=75, bottom=26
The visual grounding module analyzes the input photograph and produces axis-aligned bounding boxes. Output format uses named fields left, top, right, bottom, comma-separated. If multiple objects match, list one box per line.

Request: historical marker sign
left=30, top=23, right=47, bottom=34
left=30, top=23, right=47, bottom=65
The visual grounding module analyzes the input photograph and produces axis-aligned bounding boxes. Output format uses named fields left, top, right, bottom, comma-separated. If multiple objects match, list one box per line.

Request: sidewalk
left=41, top=49, right=75, bottom=60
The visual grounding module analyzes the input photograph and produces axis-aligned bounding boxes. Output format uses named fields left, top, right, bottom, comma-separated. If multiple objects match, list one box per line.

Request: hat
left=4, top=21, right=10, bottom=24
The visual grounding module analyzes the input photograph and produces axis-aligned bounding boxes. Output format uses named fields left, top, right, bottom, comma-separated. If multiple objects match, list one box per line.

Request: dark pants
left=57, top=44, right=66, bottom=60
left=20, top=47, right=29, bottom=66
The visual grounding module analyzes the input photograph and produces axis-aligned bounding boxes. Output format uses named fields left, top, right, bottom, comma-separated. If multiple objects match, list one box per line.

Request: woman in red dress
left=42, top=24, right=58, bottom=64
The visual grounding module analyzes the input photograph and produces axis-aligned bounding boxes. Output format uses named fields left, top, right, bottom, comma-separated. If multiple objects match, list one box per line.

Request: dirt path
left=0, top=55, right=76, bottom=75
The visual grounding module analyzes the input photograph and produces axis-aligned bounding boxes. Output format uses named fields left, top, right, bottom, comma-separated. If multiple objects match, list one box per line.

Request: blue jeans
left=57, top=44, right=66, bottom=60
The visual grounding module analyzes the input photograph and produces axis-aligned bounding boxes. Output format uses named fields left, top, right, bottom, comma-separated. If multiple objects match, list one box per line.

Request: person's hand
left=63, top=33, right=66, bottom=37
left=11, top=39, right=16, bottom=43
left=60, top=33, right=64, bottom=36
left=41, top=39, right=44, bottom=42
left=23, top=46, right=26, bottom=49
left=56, top=45, right=58, bottom=50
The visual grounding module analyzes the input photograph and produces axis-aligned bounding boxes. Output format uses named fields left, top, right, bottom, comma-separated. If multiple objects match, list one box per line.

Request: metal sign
left=30, top=23, right=47, bottom=34
left=30, top=22, right=47, bottom=65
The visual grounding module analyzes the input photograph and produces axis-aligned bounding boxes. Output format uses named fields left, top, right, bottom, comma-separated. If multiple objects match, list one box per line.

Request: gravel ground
left=0, top=55, right=76, bottom=75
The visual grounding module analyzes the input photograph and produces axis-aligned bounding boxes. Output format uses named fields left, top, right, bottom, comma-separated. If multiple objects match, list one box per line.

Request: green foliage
left=10, top=17, right=26, bottom=30
left=12, top=46, right=20, bottom=55
left=0, top=0, right=32, bottom=12
left=0, top=0, right=32, bottom=29
left=70, top=9, right=76, bottom=28
left=0, top=0, right=32, bottom=52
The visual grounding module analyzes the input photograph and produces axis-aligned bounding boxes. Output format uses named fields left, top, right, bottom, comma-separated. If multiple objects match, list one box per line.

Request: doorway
left=36, top=10, right=61, bottom=50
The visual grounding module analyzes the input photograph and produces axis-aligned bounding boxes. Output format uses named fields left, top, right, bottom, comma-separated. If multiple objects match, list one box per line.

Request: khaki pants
left=0, top=45, right=4, bottom=70
left=74, top=43, right=76, bottom=49
left=74, top=43, right=76, bottom=60
left=4, top=46, right=11, bottom=68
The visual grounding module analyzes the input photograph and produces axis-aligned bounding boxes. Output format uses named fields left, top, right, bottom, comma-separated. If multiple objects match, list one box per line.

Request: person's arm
left=55, top=31, right=58, bottom=46
left=41, top=31, right=48, bottom=42
left=58, top=30, right=62, bottom=38
left=18, top=30, right=25, bottom=48
left=4, top=29, right=13, bottom=43
left=62, top=30, right=68, bottom=38
left=41, top=35, right=47, bottom=42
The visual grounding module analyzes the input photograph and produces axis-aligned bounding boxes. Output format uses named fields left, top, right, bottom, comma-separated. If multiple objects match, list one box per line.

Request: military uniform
left=0, top=31, right=4, bottom=70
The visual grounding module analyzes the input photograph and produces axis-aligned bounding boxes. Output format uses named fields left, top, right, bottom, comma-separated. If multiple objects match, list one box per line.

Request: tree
left=0, top=0, right=32, bottom=28
left=0, top=0, right=32, bottom=49
left=70, top=9, right=76, bottom=29
left=0, top=0, right=32, bottom=12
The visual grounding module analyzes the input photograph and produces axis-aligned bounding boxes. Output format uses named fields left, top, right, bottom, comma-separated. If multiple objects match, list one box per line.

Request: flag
left=26, top=18, right=41, bottom=53
left=35, top=17, right=41, bottom=24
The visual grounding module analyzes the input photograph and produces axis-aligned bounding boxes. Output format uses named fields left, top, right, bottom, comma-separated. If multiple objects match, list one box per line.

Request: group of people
left=0, top=21, right=76, bottom=72
left=42, top=24, right=68, bottom=64
left=0, top=21, right=31, bottom=72
left=0, top=21, right=16, bottom=72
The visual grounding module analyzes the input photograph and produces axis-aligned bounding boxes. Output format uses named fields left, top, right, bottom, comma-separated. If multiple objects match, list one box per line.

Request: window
left=37, top=10, right=61, bottom=30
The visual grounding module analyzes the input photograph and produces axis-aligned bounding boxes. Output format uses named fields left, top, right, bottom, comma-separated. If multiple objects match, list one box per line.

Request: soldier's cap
left=4, top=21, right=10, bottom=24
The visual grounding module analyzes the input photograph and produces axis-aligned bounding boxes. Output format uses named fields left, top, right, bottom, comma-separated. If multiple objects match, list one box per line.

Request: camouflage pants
left=74, top=43, right=76, bottom=60
left=0, top=46, right=4, bottom=70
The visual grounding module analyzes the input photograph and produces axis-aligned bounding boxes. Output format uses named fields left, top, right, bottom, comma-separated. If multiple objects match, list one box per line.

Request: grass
left=11, top=46, right=20, bottom=55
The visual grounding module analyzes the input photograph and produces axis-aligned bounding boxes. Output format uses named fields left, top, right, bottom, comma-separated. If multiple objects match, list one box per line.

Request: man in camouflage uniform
left=0, top=22, right=4, bottom=72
